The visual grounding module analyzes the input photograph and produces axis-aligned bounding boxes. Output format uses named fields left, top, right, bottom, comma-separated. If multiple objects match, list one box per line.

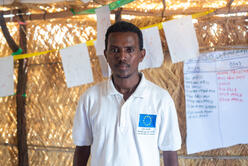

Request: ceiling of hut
left=0, top=0, right=248, bottom=16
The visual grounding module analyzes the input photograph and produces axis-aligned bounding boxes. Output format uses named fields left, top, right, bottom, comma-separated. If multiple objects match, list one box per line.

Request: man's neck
left=112, top=73, right=141, bottom=100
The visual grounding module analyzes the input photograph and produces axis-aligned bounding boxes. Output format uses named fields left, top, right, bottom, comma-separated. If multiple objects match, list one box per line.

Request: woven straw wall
left=0, top=8, right=248, bottom=166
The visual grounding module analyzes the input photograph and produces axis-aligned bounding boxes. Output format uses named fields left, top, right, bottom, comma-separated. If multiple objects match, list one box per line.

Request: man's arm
left=73, top=146, right=90, bottom=166
left=163, top=151, right=179, bottom=166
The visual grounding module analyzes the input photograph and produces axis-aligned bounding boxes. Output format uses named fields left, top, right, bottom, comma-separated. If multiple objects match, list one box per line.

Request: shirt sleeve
left=158, top=95, right=182, bottom=151
left=72, top=95, right=93, bottom=146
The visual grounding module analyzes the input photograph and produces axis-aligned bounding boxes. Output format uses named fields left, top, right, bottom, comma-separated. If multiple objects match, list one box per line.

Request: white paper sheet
left=139, top=27, right=164, bottom=70
left=0, top=0, right=14, bottom=5
left=163, top=16, right=199, bottom=63
left=98, top=55, right=111, bottom=78
left=0, top=56, right=14, bottom=97
left=95, top=5, right=111, bottom=56
left=60, top=43, right=94, bottom=88
left=184, top=49, right=248, bottom=154
left=80, top=0, right=90, bottom=3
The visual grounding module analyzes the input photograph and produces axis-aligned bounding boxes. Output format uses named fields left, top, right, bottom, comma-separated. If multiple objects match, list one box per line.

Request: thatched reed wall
left=0, top=6, right=248, bottom=166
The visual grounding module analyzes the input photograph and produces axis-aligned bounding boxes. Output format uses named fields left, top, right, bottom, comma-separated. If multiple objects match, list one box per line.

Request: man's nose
left=118, top=49, right=128, bottom=60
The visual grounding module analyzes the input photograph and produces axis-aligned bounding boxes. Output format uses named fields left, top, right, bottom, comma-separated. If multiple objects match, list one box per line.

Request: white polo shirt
left=72, top=74, right=181, bottom=166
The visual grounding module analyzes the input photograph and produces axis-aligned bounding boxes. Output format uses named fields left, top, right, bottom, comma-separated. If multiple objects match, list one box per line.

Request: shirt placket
left=120, top=101, right=127, bottom=129
left=118, top=96, right=130, bottom=131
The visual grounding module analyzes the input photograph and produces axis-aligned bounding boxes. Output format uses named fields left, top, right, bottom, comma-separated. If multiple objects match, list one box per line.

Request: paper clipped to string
left=60, top=43, right=94, bottom=88
left=95, top=5, right=111, bottom=56
left=163, top=15, right=199, bottom=63
left=139, top=26, right=164, bottom=70
left=0, top=56, right=14, bottom=97
left=98, top=55, right=111, bottom=78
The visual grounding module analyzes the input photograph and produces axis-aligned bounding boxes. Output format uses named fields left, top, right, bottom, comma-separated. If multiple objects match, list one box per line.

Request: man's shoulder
left=80, top=80, right=108, bottom=99
left=143, top=79, right=175, bottom=109
left=145, top=79, right=170, bottom=97
left=87, top=80, right=108, bottom=93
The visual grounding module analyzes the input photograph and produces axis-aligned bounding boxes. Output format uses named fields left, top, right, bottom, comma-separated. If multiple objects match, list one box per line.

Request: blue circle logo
left=143, top=115, right=152, bottom=126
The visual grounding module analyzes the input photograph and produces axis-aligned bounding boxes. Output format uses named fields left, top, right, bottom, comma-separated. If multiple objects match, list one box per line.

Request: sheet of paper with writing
left=184, top=49, right=248, bottom=154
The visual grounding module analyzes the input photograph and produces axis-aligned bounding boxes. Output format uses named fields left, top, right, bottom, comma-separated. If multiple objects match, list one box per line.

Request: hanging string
left=12, top=9, right=215, bottom=60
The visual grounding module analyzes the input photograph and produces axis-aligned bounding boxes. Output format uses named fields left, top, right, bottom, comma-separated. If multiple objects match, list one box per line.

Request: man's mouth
left=115, top=63, right=130, bottom=69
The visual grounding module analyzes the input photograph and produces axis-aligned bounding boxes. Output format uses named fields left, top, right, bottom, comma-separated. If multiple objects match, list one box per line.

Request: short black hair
left=105, top=21, right=143, bottom=50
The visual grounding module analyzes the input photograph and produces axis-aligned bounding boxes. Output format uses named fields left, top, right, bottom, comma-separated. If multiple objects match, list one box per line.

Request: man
left=72, top=21, right=181, bottom=166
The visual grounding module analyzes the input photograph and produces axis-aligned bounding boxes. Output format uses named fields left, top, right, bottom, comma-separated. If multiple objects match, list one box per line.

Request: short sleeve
left=72, top=95, right=93, bottom=146
left=158, top=95, right=181, bottom=151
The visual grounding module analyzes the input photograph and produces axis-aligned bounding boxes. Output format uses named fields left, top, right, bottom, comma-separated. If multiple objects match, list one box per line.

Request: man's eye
left=110, top=48, right=119, bottom=53
left=126, top=47, right=134, bottom=53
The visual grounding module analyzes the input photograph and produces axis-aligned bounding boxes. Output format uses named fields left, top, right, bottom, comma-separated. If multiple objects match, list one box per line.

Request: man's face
left=104, top=32, right=145, bottom=79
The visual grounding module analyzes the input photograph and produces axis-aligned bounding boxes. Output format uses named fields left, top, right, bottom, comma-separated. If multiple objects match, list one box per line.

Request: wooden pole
left=0, top=12, right=19, bottom=51
left=162, top=0, right=166, bottom=18
left=227, top=0, right=235, bottom=8
left=0, top=10, right=29, bottom=166
left=16, top=9, right=29, bottom=166
left=115, top=7, right=122, bottom=22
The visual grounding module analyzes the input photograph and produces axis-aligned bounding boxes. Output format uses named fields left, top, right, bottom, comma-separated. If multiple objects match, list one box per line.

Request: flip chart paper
left=95, top=5, right=111, bottom=56
left=184, top=49, right=248, bottom=154
left=139, top=27, right=164, bottom=70
left=0, top=56, right=14, bottom=97
left=60, top=43, right=94, bottom=88
left=163, top=15, right=199, bottom=63
left=98, top=55, right=111, bottom=78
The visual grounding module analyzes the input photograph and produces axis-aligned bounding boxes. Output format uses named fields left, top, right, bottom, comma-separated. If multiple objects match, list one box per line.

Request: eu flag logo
left=138, top=114, right=157, bottom=128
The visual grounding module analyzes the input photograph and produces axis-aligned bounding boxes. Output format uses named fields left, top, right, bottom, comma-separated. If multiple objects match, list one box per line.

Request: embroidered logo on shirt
left=138, top=114, right=157, bottom=128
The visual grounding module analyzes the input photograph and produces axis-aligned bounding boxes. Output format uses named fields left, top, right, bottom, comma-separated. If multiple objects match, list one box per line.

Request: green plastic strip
left=11, top=48, right=23, bottom=56
left=72, top=0, right=135, bottom=15
left=70, top=8, right=76, bottom=15
left=109, top=0, right=134, bottom=10
left=2, top=93, right=26, bottom=98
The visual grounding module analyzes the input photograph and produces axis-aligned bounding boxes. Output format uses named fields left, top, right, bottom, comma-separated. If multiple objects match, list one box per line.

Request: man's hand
left=163, top=151, right=179, bottom=166
left=73, top=146, right=90, bottom=166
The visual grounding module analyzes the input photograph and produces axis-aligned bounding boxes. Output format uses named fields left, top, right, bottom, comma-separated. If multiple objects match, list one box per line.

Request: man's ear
left=139, top=49, right=146, bottom=62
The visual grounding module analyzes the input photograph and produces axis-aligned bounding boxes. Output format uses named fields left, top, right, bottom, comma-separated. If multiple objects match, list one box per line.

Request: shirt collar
left=105, top=73, right=148, bottom=98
